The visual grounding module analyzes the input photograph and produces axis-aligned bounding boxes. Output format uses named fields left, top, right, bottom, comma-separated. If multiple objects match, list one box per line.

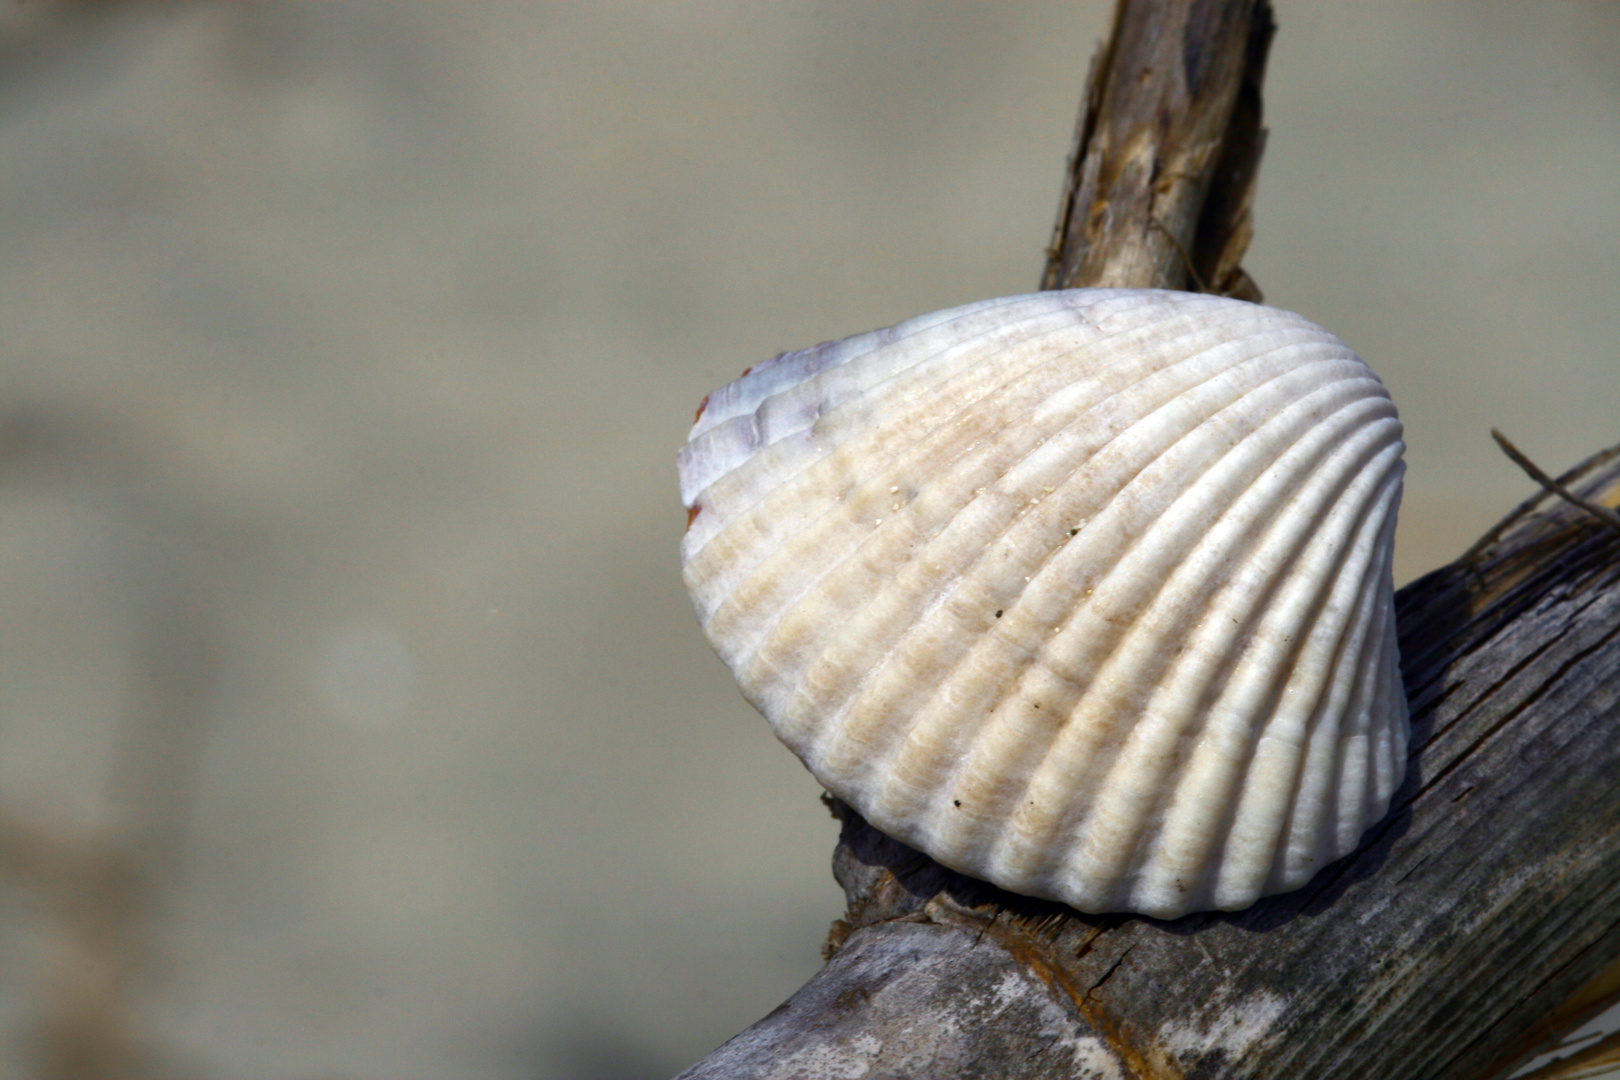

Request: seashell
left=678, top=288, right=1408, bottom=919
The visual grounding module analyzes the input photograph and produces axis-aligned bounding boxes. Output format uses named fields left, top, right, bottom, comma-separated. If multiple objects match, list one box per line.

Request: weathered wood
left=1041, top=0, right=1272, bottom=298
left=680, top=443, right=1620, bottom=1080
left=674, top=919, right=1124, bottom=1079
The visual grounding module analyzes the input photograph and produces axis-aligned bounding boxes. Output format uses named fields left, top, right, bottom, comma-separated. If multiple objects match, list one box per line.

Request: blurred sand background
left=0, top=2, right=1615, bottom=1078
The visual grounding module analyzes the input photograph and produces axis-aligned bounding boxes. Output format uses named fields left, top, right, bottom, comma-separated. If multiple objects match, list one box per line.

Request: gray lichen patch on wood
left=1153, top=989, right=1286, bottom=1061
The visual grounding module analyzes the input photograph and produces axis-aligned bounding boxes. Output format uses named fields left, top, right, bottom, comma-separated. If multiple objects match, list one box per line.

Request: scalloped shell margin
left=678, top=288, right=1408, bottom=919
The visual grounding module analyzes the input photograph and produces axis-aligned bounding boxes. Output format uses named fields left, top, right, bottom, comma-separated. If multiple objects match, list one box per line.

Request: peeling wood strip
left=1516, top=1029, right=1620, bottom=1080
left=1489, top=954, right=1620, bottom=1078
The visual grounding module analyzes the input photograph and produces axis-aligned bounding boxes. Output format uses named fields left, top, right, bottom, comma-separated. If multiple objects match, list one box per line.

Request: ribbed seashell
left=679, top=289, right=1408, bottom=919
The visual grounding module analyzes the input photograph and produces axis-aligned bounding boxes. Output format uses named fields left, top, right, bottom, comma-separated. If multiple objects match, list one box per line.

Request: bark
left=678, top=1, right=1620, bottom=1076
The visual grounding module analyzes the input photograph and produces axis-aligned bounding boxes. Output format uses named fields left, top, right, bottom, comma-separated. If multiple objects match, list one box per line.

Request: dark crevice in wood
left=1086, top=945, right=1134, bottom=998
left=1395, top=855, right=1430, bottom=886
left=1403, top=668, right=1464, bottom=720
left=1412, top=632, right=1570, bottom=788
left=1417, top=591, right=1620, bottom=804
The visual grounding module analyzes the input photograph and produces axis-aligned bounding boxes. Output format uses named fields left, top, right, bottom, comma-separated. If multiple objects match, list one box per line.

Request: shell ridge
left=680, top=317, right=984, bottom=511
left=683, top=293, right=1317, bottom=589
left=726, top=356, right=1132, bottom=739
left=740, top=302, right=1081, bottom=452
left=688, top=330, right=884, bottom=439
left=683, top=294, right=1299, bottom=533
left=850, top=360, right=1385, bottom=868
left=705, top=306, right=1145, bottom=692
left=1198, top=465, right=1405, bottom=910
left=1271, top=469, right=1403, bottom=890
left=681, top=296, right=1284, bottom=564
left=680, top=298, right=1058, bottom=503
left=951, top=374, right=1389, bottom=857
left=1350, top=488, right=1405, bottom=824
left=687, top=294, right=1040, bottom=439
left=1131, top=438, right=1404, bottom=903
left=1249, top=489, right=1394, bottom=898
left=826, top=325, right=1353, bottom=703
left=713, top=307, right=1311, bottom=732
left=1065, top=406, right=1401, bottom=911
left=685, top=324, right=1094, bottom=634
left=1363, top=564, right=1407, bottom=820
left=1116, top=450, right=1401, bottom=914
left=683, top=302, right=1126, bottom=599
left=1327, top=509, right=1405, bottom=855
left=677, top=288, right=1410, bottom=917
left=816, top=332, right=1365, bottom=822
left=905, top=374, right=1394, bottom=872
left=1241, top=473, right=1400, bottom=895
left=680, top=299, right=1084, bottom=513
left=1025, top=417, right=1403, bottom=909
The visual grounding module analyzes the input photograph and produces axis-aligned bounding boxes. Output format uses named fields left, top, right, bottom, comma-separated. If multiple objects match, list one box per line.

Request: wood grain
left=1041, top=0, right=1272, bottom=299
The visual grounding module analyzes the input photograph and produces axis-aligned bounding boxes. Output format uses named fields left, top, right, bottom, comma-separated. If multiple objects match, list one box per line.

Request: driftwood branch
left=678, top=1, right=1620, bottom=1076
left=1041, top=0, right=1272, bottom=298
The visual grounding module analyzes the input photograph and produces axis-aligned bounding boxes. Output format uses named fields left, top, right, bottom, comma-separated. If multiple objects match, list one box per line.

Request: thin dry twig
left=1491, top=428, right=1620, bottom=534
left=1459, top=437, right=1620, bottom=564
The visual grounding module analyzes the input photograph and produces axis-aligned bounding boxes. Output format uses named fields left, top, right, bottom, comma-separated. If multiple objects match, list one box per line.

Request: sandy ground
left=0, top=3, right=1615, bottom=1078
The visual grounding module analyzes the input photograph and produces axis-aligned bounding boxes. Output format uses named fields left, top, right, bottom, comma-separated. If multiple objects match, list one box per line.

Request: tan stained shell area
left=678, top=289, right=1409, bottom=919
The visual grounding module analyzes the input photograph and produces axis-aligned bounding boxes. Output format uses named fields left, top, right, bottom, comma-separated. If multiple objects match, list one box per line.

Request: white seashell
left=678, top=288, right=1408, bottom=919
